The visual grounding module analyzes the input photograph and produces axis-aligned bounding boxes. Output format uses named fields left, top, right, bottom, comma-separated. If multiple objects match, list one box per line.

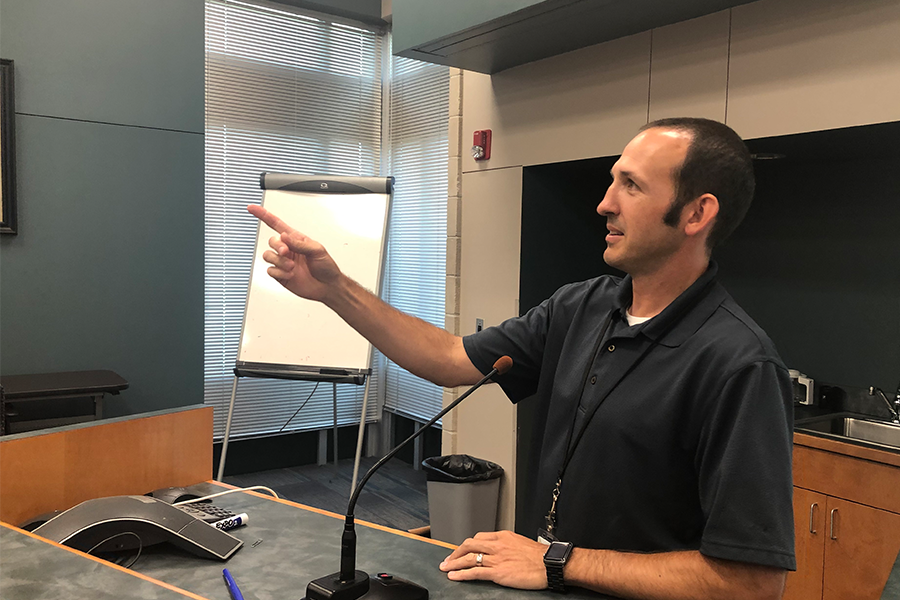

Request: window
left=383, top=54, right=449, bottom=423
left=205, top=0, right=448, bottom=439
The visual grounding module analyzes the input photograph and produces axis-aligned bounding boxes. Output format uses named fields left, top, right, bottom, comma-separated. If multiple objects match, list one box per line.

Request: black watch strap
left=543, top=541, right=573, bottom=593
left=546, top=562, right=566, bottom=593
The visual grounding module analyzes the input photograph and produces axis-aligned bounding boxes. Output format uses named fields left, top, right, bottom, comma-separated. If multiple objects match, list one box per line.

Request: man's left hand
left=439, top=530, right=548, bottom=589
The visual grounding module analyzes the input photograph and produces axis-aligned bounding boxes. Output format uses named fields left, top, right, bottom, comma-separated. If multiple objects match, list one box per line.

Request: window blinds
left=205, top=0, right=449, bottom=439
left=204, top=0, right=384, bottom=439
left=382, top=55, right=449, bottom=423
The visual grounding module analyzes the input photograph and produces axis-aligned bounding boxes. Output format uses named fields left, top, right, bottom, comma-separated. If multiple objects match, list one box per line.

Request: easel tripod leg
left=333, top=383, right=338, bottom=466
left=350, top=375, right=371, bottom=496
left=216, top=376, right=240, bottom=482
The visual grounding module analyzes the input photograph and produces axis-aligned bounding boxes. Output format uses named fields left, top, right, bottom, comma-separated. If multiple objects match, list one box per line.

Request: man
left=248, top=118, right=795, bottom=600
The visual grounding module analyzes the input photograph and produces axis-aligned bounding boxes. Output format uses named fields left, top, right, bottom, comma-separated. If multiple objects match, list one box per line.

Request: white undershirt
left=625, top=311, right=653, bottom=327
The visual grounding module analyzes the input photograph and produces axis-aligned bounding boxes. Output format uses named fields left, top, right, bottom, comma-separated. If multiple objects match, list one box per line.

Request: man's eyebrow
left=614, top=168, right=641, bottom=184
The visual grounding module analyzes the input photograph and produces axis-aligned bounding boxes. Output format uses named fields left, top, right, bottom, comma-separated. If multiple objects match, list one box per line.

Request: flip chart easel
left=216, top=173, right=392, bottom=487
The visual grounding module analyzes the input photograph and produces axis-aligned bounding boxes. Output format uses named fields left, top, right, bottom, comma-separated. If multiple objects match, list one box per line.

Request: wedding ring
left=475, top=552, right=484, bottom=567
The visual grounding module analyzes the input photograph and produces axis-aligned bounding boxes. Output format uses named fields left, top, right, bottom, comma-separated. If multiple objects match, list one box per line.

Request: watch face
left=545, top=542, right=571, bottom=561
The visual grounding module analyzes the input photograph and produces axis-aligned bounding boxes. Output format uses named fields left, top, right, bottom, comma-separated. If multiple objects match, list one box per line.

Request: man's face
left=596, top=128, right=692, bottom=275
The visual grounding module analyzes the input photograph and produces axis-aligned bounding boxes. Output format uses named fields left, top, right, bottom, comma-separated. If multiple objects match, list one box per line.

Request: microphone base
left=304, top=571, right=428, bottom=600
left=305, top=570, right=370, bottom=600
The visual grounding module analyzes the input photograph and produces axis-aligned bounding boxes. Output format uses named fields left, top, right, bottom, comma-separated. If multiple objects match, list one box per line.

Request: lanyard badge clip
left=539, top=477, right=563, bottom=544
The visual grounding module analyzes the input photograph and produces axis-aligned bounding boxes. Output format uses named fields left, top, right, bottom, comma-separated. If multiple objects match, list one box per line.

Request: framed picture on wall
left=1, top=58, right=17, bottom=235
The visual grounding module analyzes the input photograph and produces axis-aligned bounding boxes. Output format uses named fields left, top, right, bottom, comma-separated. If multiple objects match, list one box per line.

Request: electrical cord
left=174, top=485, right=279, bottom=505
left=86, top=531, right=143, bottom=569
left=278, top=381, right=319, bottom=432
left=172, top=385, right=319, bottom=508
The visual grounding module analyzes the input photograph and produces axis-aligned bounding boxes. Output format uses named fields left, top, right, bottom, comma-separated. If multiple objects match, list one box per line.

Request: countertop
left=794, top=404, right=900, bottom=467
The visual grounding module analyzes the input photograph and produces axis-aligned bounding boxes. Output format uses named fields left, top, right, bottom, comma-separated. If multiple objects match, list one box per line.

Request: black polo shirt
left=463, top=263, right=796, bottom=570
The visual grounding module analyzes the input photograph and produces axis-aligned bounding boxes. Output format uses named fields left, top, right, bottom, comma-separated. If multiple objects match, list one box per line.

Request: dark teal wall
left=0, top=0, right=204, bottom=417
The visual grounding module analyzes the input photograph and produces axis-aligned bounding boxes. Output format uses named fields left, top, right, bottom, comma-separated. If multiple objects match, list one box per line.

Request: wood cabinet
left=727, top=0, right=900, bottom=139
left=461, top=32, right=651, bottom=172
left=785, top=434, right=900, bottom=600
left=823, top=497, right=900, bottom=600
left=786, top=487, right=826, bottom=600
left=647, top=11, right=729, bottom=124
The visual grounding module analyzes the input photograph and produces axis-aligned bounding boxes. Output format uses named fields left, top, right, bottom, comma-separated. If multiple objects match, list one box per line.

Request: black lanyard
left=542, top=278, right=717, bottom=538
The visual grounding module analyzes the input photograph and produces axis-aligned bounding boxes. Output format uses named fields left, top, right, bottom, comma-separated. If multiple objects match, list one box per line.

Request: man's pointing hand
left=247, top=204, right=342, bottom=303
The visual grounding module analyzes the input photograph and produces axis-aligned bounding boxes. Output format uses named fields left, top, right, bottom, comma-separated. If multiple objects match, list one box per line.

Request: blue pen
left=223, top=568, right=245, bottom=600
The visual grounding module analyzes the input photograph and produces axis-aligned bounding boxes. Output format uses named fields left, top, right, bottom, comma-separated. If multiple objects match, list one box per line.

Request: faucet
left=869, top=386, right=900, bottom=424
left=891, top=380, right=900, bottom=423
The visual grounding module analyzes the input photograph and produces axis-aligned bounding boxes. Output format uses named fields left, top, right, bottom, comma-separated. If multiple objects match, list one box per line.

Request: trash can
left=422, top=454, right=504, bottom=545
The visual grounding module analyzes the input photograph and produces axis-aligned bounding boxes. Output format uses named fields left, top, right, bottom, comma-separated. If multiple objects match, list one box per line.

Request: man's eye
left=625, top=179, right=637, bottom=190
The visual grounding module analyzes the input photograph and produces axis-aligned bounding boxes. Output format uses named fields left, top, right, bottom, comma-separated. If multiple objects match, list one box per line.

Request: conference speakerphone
left=32, top=495, right=243, bottom=560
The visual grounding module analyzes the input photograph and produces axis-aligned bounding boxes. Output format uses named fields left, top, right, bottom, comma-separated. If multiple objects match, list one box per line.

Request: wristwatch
left=543, top=540, right=573, bottom=592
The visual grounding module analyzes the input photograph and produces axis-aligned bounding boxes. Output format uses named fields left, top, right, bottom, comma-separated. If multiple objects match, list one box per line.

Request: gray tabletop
left=0, top=525, right=192, bottom=600
left=1, top=483, right=613, bottom=600
left=882, top=549, right=900, bottom=600
left=135, top=483, right=612, bottom=600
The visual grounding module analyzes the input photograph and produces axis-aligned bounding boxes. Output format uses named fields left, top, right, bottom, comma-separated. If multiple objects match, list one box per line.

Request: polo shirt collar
left=613, top=261, right=726, bottom=348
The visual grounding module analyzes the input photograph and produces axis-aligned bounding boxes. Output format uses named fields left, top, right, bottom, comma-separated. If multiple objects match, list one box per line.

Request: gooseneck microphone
left=304, top=356, right=514, bottom=600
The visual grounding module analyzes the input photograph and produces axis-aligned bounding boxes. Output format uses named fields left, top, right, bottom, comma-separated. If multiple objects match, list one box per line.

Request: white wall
left=445, top=0, right=900, bottom=529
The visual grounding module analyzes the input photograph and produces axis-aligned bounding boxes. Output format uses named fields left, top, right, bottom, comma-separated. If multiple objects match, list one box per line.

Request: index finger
left=247, top=204, right=295, bottom=236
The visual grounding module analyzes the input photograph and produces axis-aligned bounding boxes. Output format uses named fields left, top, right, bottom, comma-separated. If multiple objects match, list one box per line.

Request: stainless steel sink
left=795, top=413, right=900, bottom=450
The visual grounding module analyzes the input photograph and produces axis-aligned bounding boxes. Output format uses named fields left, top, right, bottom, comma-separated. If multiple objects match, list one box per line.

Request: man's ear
left=683, top=193, right=719, bottom=239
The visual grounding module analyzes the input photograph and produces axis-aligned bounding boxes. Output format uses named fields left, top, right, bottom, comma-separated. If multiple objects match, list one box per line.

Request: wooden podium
left=0, top=404, right=212, bottom=527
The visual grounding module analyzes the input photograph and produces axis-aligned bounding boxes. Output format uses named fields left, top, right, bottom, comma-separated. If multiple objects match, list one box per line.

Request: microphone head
left=493, top=356, right=513, bottom=375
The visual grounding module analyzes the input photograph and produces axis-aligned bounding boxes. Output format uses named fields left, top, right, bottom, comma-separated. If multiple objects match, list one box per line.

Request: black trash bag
left=421, top=454, right=504, bottom=484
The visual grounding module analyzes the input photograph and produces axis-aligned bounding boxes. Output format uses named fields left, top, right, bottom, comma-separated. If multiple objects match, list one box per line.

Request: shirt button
left=607, top=344, right=615, bottom=352
left=590, top=375, right=597, bottom=385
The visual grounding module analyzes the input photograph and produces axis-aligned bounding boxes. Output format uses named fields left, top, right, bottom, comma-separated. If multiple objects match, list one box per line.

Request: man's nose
left=597, top=186, right=615, bottom=216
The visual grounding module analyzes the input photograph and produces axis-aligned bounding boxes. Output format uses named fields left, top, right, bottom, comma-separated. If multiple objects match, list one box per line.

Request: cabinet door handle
left=829, top=508, right=839, bottom=540
left=809, top=503, right=818, bottom=534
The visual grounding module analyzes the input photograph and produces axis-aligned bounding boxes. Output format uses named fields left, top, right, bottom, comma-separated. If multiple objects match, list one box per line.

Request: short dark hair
left=639, top=117, right=755, bottom=250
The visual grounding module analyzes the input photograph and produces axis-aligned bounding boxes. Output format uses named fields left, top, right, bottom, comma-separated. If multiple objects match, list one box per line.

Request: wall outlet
left=475, top=318, right=484, bottom=332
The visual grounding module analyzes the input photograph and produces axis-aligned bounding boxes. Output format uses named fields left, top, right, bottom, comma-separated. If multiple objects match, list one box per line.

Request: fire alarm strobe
left=472, top=129, right=491, bottom=161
